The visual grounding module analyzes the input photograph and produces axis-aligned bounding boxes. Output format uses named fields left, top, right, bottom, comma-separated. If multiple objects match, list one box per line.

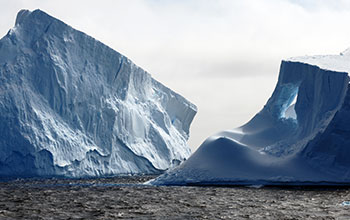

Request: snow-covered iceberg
left=150, top=50, right=350, bottom=186
left=0, top=9, right=196, bottom=177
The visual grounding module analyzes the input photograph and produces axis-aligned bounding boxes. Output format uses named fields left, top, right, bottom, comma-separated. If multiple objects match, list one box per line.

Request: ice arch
left=150, top=57, right=350, bottom=186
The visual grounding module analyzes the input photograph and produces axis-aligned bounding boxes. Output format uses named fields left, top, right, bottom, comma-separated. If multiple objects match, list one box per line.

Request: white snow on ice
left=288, top=48, right=350, bottom=74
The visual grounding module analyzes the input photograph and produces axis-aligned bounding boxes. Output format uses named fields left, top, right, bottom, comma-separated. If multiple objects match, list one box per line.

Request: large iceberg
left=150, top=49, right=350, bottom=186
left=0, top=9, right=196, bottom=177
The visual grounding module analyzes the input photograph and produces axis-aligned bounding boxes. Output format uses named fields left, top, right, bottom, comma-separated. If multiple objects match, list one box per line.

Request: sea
left=0, top=175, right=349, bottom=219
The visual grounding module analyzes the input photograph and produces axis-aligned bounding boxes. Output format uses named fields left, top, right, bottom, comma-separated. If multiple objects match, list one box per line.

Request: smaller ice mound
left=150, top=49, right=350, bottom=186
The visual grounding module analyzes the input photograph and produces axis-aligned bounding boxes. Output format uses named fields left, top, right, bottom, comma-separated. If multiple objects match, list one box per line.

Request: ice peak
left=15, top=9, right=31, bottom=26
left=14, top=9, right=61, bottom=39
left=15, top=9, right=51, bottom=26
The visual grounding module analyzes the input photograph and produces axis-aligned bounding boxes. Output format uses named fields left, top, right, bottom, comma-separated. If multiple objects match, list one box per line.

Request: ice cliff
left=150, top=49, right=350, bottom=186
left=0, top=9, right=197, bottom=177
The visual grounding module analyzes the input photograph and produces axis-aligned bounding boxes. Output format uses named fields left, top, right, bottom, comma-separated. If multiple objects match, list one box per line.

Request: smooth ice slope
left=0, top=9, right=196, bottom=177
left=150, top=49, right=350, bottom=186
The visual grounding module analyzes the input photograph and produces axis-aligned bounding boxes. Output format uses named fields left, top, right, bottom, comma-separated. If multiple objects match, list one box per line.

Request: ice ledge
left=287, top=48, right=350, bottom=75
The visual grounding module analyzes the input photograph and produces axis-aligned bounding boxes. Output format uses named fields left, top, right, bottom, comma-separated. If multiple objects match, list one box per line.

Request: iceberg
left=150, top=49, right=350, bottom=186
left=0, top=9, right=196, bottom=177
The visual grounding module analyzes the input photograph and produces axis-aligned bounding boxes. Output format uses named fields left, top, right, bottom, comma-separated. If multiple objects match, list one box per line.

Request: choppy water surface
left=0, top=176, right=350, bottom=219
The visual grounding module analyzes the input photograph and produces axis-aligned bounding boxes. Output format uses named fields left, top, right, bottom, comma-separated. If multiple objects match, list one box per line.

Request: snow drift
left=150, top=50, right=350, bottom=186
left=0, top=9, right=197, bottom=177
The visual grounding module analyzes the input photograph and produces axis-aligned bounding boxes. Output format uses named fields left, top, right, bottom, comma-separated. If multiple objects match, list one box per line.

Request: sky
left=1, top=0, right=350, bottom=151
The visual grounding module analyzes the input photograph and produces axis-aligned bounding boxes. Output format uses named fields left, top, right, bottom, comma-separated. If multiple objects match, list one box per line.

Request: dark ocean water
left=0, top=176, right=350, bottom=219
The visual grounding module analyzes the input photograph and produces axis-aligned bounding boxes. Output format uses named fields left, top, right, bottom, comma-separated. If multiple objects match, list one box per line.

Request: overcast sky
left=1, top=0, right=350, bottom=151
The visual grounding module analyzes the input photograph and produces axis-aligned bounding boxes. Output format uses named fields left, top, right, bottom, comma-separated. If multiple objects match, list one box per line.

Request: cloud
left=287, top=0, right=350, bottom=11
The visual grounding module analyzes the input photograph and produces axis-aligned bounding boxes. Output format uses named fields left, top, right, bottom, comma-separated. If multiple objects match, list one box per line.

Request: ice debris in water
left=341, top=201, right=350, bottom=206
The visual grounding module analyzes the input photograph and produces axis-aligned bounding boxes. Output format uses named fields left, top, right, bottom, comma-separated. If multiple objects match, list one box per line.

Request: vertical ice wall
left=0, top=9, right=197, bottom=177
